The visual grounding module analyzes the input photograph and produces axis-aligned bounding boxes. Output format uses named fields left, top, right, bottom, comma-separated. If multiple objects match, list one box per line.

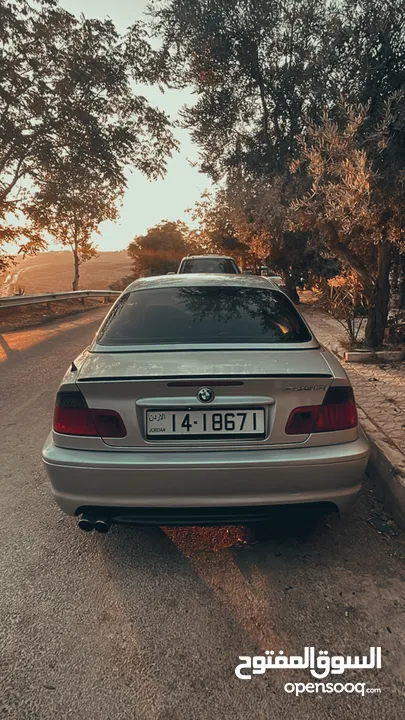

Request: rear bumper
left=42, top=431, right=369, bottom=519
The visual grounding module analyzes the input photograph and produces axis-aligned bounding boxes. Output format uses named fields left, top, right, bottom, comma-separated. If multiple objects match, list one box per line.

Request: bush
left=326, top=273, right=368, bottom=346
left=108, top=275, right=137, bottom=292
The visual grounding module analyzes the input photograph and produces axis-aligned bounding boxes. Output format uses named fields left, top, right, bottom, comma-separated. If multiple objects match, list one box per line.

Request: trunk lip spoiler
left=77, top=372, right=333, bottom=383
left=89, top=344, right=321, bottom=353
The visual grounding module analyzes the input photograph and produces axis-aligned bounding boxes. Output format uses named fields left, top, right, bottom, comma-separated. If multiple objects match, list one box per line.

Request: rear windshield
left=97, top=287, right=311, bottom=346
left=179, top=258, right=240, bottom=273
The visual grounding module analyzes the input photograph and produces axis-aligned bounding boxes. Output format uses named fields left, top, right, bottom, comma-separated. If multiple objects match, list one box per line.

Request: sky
left=59, top=0, right=211, bottom=251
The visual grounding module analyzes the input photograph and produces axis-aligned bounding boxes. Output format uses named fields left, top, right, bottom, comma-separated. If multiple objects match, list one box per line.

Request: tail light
left=53, top=391, right=126, bottom=438
left=286, top=386, right=357, bottom=435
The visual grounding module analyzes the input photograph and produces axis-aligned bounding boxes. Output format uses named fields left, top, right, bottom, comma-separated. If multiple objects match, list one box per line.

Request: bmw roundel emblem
left=197, top=387, right=214, bottom=403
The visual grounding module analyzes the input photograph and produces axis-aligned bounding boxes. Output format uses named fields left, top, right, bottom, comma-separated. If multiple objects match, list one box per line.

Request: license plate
left=146, top=409, right=265, bottom=438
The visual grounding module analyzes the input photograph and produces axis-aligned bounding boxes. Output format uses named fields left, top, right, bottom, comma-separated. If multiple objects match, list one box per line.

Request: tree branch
left=320, top=221, right=374, bottom=297
left=0, top=155, right=28, bottom=203
left=252, top=44, right=271, bottom=151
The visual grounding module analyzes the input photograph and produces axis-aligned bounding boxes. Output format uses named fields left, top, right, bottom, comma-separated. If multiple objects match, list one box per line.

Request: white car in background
left=177, top=255, right=241, bottom=274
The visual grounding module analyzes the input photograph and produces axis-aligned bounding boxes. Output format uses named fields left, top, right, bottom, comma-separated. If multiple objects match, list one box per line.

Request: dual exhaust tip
left=78, top=514, right=110, bottom=534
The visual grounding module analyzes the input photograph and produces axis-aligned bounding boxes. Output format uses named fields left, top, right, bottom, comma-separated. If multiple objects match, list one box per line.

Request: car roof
left=124, top=274, right=275, bottom=293
left=180, top=254, right=235, bottom=260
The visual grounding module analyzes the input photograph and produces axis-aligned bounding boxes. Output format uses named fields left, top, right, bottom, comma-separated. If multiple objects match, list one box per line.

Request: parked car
left=177, top=254, right=241, bottom=274
left=42, top=274, right=369, bottom=533
left=244, top=267, right=283, bottom=285
left=263, top=274, right=283, bottom=286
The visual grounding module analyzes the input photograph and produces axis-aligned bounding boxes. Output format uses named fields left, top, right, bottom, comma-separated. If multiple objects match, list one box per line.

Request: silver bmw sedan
left=42, top=274, right=369, bottom=533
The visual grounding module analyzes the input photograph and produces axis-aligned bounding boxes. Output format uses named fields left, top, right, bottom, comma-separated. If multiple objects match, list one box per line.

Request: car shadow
left=98, top=522, right=290, bottom=717
left=95, top=485, right=405, bottom=718
left=96, top=506, right=347, bottom=713
left=88, top=482, right=403, bottom=718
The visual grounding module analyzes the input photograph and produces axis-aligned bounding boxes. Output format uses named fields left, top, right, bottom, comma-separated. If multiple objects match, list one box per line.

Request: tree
left=188, top=189, right=252, bottom=269
left=128, top=221, right=195, bottom=276
left=150, top=0, right=405, bottom=331
left=400, top=253, right=405, bottom=310
left=291, top=101, right=405, bottom=348
left=0, top=0, right=177, bottom=271
left=0, top=0, right=63, bottom=268
left=149, top=0, right=338, bottom=179
left=190, top=174, right=336, bottom=299
left=148, top=0, right=341, bottom=296
left=27, top=166, right=120, bottom=289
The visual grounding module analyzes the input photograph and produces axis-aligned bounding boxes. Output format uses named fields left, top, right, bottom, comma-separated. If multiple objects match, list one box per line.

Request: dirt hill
left=0, top=251, right=132, bottom=296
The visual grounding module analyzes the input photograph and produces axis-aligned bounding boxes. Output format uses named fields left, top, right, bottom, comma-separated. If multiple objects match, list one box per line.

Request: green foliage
left=149, top=0, right=338, bottom=179
left=149, top=0, right=405, bottom=346
left=0, top=0, right=177, bottom=271
left=149, top=0, right=344, bottom=296
left=188, top=190, right=251, bottom=266
left=128, top=221, right=194, bottom=276
left=27, top=166, right=120, bottom=289
left=109, top=274, right=138, bottom=292
left=189, top=173, right=339, bottom=296
left=291, top=100, right=405, bottom=345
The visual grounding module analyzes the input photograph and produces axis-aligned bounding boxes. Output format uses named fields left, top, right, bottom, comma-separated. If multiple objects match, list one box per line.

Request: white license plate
left=146, top=409, right=265, bottom=438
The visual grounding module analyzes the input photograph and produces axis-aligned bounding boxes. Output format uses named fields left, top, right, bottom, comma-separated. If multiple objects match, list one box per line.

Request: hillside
left=0, top=251, right=132, bottom=296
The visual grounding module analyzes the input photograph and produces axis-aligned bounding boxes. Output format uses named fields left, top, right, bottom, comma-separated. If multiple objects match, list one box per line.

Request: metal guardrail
left=0, top=290, right=120, bottom=309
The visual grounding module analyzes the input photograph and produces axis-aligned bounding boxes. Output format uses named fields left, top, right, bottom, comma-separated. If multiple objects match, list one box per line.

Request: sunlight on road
left=0, top=314, right=99, bottom=363
left=163, top=526, right=289, bottom=652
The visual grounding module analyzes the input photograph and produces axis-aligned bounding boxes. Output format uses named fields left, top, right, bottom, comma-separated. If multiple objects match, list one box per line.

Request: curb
left=357, top=408, right=405, bottom=529
left=303, top=309, right=405, bottom=529
left=345, top=350, right=405, bottom=363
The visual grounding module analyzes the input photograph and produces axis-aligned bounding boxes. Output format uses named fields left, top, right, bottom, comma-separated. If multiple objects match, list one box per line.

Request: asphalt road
left=0, top=309, right=404, bottom=719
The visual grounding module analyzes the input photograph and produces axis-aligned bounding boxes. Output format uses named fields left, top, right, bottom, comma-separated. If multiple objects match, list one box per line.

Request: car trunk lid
left=74, top=348, right=334, bottom=448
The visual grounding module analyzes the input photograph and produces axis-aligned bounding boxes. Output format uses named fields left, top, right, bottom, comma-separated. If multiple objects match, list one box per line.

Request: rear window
left=179, top=258, right=240, bottom=273
left=97, top=287, right=311, bottom=346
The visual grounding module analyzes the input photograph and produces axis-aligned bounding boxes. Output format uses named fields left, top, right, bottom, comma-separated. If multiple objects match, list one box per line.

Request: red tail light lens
left=285, top=405, right=320, bottom=434
left=92, top=410, right=127, bottom=438
left=54, top=405, right=98, bottom=436
left=313, top=386, right=357, bottom=432
left=286, top=386, right=357, bottom=435
left=53, top=392, right=126, bottom=438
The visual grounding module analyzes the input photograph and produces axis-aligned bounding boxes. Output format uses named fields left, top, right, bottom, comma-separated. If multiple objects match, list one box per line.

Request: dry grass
left=0, top=250, right=131, bottom=295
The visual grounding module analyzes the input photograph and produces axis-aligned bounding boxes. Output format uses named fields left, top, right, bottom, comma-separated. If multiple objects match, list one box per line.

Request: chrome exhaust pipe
left=78, top=514, right=95, bottom=532
left=94, top=517, right=111, bottom=534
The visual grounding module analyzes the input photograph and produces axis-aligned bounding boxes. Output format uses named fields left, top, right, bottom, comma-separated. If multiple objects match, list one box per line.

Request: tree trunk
left=253, top=44, right=271, bottom=152
left=391, top=246, right=399, bottom=292
left=320, top=221, right=374, bottom=297
left=400, top=252, right=405, bottom=310
left=284, top=272, right=300, bottom=303
left=72, top=243, right=80, bottom=291
left=365, top=241, right=391, bottom=349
